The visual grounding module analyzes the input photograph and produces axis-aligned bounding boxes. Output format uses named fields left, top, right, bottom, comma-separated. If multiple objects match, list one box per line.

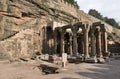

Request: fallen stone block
left=38, top=64, right=59, bottom=75
left=85, top=58, right=98, bottom=63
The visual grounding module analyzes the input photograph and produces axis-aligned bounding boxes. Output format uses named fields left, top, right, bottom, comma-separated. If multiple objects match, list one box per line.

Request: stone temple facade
left=0, top=0, right=119, bottom=62
left=51, top=21, right=108, bottom=62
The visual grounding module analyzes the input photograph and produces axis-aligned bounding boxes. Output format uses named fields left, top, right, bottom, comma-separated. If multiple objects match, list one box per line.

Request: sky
left=75, top=0, right=120, bottom=23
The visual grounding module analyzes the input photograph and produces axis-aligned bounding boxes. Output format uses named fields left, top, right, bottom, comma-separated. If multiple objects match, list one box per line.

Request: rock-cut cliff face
left=0, top=0, right=120, bottom=60
left=0, top=0, right=80, bottom=60
left=0, top=0, right=49, bottom=59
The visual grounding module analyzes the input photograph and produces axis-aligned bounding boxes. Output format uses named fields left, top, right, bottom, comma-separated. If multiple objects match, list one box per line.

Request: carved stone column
left=102, top=25, right=108, bottom=56
left=103, top=31, right=108, bottom=53
left=77, top=33, right=84, bottom=54
left=72, top=27, right=78, bottom=56
left=96, top=28, right=103, bottom=57
left=43, top=27, right=47, bottom=54
left=96, top=27, right=105, bottom=63
left=60, top=29, right=65, bottom=55
left=69, top=34, right=73, bottom=56
left=91, top=30, right=96, bottom=58
left=82, top=24, right=90, bottom=59
left=54, top=30, right=57, bottom=54
left=89, top=28, right=97, bottom=63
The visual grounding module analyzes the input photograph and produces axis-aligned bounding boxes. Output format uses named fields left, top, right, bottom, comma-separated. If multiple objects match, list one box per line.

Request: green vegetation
left=64, top=0, right=79, bottom=9
left=88, top=9, right=120, bottom=29
left=88, top=9, right=104, bottom=20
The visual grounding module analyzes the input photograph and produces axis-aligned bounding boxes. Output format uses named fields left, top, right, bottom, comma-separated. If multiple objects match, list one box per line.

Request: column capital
left=82, top=24, right=90, bottom=32
left=59, top=28, right=66, bottom=34
left=101, top=24, right=107, bottom=32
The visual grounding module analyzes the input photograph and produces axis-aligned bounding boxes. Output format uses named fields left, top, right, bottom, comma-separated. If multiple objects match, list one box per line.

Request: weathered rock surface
left=0, top=0, right=78, bottom=59
left=0, top=0, right=120, bottom=60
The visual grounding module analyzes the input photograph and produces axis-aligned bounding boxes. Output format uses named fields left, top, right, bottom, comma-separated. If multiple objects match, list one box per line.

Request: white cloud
left=75, top=0, right=120, bottom=22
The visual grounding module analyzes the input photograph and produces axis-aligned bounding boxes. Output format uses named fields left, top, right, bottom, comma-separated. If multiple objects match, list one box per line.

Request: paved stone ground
left=0, top=59, right=120, bottom=79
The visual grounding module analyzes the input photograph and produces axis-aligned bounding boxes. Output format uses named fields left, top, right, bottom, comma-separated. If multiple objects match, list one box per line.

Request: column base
left=85, top=58, right=97, bottom=63
left=97, top=57, right=105, bottom=63
left=103, top=52, right=111, bottom=58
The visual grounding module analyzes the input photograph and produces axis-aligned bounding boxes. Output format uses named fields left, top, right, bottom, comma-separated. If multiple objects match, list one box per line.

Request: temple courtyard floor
left=0, top=58, right=120, bottom=79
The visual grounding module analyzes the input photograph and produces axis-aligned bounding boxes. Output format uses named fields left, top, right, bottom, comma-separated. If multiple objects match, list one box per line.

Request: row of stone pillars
left=58, top=22, right=108, bottom=63
left=91, top=23, right=108, bottom=62
left=59, top=23, right=89, bottom=57
left=59, top=24, right=79, bottom=57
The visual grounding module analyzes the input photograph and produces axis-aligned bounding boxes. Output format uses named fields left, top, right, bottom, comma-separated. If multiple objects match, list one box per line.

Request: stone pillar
left=101, top=24, right=109, bottom=58
left=54, top=30, right=57, bottom=54
left=82, top=24, right=90, bottom=59
left=42, top=27, right=47, bottom=54
left=91, top=30, right=96, bottom=58
left=81, top=40, right=84, bottom=54
left=89, top=28, right=97, bottom=63
left=60, top=29, right=65, bottom=55
left=96, top=27, right=105, bottom=63
left=69, top=34, right=73, bottom=56
left=102, top=26, right=108, bottom=54
left=77, top=33, right=84, bottom=54
left=96, top=28, right=103, bottom=58
left=72, top=27, right=78, bottom=56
